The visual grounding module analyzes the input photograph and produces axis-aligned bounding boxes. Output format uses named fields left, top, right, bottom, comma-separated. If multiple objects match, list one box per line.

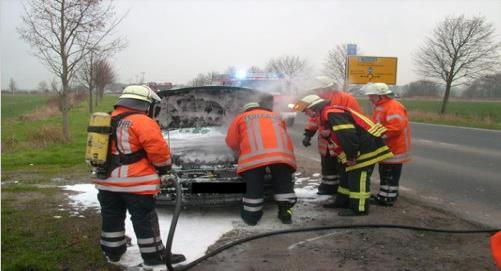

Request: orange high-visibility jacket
left=94, top=107, right=172, bottom=195
left=372, top=97, right=411, bottom=164
left=305, top=91, right=362, bottom=157
left=491, top=231, right=501, bottom=270
left=226, top=108, right=297, bottom=174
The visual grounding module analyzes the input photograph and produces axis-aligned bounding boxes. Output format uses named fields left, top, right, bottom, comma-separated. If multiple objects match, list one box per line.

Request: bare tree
left=266, top=55, right=309, bottom=94
left=18, top=0, right=126, bottom=139
left=9, top=78, right=16, bottom=95
left=265, top=55, right=307, bottom=79
left=248, top=66, right=264, bottom=73
left=94, top=59, right=116, bottom=102
left=414, top=15, right=501, bottom=114
left=402, top=80, right=441, bottom=97
left=190, top=73, right=212, bottom=86
left=323, top=44, right=355, bottom=90
left=462, top=73, right=501, bottom=98
left=78, top=50, right=98, bottom=113
left=38, top=81, right=49, bottom=94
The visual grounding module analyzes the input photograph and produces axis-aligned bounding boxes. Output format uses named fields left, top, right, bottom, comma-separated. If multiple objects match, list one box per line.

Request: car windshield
left=154, top=86, right=274, bottom=129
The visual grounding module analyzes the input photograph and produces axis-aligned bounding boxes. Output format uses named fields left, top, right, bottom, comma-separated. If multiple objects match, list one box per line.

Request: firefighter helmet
left=116, top=85, right=161, bottom=111
left=362, top=83, right=393, bottom=95
left=242, top=102, right=260, bottom=112
left=288, top=95, right=326, bottom=112
left=119, top=85, right=161, bottom=103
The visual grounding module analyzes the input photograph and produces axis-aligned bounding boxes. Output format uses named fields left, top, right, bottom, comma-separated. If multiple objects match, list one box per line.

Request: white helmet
left=242, top=102, right=260, bottom=112
left=362, top=83, right=393, bottom=96
left=119, top=85, right=161, bottom=103
left=288, top=94, right=326, bottom=112
left=309, top=76, right=337, bottom=91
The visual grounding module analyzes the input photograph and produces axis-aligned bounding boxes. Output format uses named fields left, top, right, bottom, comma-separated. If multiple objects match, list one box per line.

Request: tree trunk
left=88, top=87, right=94, bottom=113
left=440, top=80, right=452, bottom=114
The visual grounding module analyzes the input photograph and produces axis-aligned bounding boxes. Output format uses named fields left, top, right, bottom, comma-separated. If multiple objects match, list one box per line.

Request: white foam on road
left=63, top=184, right=235, bottom=269
left=63, top=182, right=329, bottom=269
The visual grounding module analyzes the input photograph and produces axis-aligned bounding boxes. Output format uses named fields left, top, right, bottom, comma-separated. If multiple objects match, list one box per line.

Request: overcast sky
left=1, top=0, right=500, bottom=90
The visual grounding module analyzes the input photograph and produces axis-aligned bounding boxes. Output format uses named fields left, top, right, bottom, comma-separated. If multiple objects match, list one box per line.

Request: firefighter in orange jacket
left=364, top=83, right=411, bottom=206
left=291, top=95, right=393, bottom=216
left=226, top=102, right=297, bottom=225
left=94, top=85, right=185, bottom=267
left=302, top=76, right=363, bottom=195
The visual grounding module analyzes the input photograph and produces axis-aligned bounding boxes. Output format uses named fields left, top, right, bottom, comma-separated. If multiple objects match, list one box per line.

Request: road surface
left=289, top=115, right=501, bottom=228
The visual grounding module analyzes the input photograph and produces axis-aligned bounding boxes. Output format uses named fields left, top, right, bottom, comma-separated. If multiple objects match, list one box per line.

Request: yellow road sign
left=347, top=56, right=398, bottom=85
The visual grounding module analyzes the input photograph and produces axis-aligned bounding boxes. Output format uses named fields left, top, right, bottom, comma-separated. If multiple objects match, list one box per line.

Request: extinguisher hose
left=164, top=179, right=500, bottom=271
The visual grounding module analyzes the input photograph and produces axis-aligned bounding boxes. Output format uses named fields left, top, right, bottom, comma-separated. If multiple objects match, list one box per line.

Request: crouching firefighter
left=88, top=85, right=186, bottom=267
left=226, top=102, right=298, bottom=226
left=291, top=95, right=393, bottom=216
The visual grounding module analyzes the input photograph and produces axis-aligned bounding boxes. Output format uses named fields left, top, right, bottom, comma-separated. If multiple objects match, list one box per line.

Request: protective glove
left=302, top=136, right=312, bottom=147
left=160, top=173, right=177, bottom=185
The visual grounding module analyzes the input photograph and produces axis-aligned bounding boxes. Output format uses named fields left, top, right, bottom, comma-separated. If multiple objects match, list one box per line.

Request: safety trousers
left=376, top=163, right=402, bottom=203
left=240, top=163, right=297, bottom=224
left=318, top=155, right=341, bottom=194
left=97, top=190, right=164, bottom=262
left=336, top=165, right=375, bottom=213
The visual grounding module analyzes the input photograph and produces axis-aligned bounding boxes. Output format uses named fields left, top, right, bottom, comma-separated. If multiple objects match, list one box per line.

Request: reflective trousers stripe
left=140, top=245, right=164, bottom=253
left=101, top=231, right=125, bottom=238
left=243, top=197, right=264, bottom=204
left=100, top=239, right=127, bottom=248
left=274, top=193, right=297, bottom=201
left=243, top=205, right=263, bottom=212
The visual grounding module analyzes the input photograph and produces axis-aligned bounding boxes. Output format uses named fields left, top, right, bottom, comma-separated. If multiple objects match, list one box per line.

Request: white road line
left=412, top=122, right=501, bottom=133
left=413, top=138, right=501, bottom=158
left=288, top=231, right=348, bottom=250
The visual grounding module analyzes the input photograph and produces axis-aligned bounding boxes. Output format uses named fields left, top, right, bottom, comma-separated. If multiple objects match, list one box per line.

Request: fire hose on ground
left=163, top=176, right=500, bottom=271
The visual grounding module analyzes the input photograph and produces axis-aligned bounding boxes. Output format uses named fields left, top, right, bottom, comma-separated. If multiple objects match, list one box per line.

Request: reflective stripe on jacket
left=372, top=97, right=411, bottom=164
left=320, top=105, right=393, bottom=172
left=305, top=90, right=363, bottom=156
left=94, top=106, right=172, bottom=195
left=226, top=108, right=297, bottom=174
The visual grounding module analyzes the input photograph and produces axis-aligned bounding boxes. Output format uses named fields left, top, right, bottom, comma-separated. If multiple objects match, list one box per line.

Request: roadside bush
left=26, top=125, right=67, bottom=148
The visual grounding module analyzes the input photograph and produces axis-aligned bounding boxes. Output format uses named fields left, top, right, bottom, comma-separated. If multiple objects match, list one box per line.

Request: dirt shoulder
left=188, top=156, right=498, bottom=271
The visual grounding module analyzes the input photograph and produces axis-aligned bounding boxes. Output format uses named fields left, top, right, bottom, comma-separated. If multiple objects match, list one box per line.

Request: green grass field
left=1, top=95, right=116, bottom=171
left=1, top=94, right=51, bottom=118
left=358, top=98, right=501, bottom=130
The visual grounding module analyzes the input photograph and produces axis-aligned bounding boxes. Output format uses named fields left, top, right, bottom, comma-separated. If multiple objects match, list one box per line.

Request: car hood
left=163, top=127, right=236, bottom=166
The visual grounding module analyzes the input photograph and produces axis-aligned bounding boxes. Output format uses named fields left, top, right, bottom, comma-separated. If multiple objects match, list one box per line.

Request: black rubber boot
left=370, top=194, right=395, bottom=207
left=143, top=253, right=186, bottom=266
left=240, top=208, right=261, bottom=226
left=317, top=183, right=337, bottom=195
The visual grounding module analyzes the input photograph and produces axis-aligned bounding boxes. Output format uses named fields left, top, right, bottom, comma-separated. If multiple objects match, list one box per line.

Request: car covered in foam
left=152, top=86, right=274, bottom=205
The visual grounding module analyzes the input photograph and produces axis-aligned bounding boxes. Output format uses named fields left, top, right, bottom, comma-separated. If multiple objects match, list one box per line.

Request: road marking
left=288, top=231, right=348, bottom=250
left=412, top=122, right=501, bottom=133
left=413, top=138, right=501, bottom=159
